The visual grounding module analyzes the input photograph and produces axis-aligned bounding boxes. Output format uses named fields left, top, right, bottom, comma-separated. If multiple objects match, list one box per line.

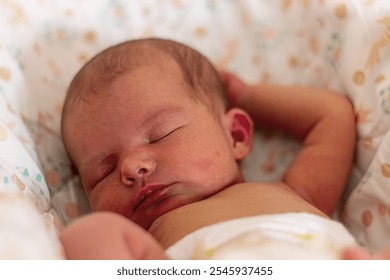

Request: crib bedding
left=0, top=0, right=389, bottom=258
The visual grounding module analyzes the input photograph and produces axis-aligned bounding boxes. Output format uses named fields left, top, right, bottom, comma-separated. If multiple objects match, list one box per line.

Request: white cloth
left=343, top=129, right=390, bottom=254
left=167, top=213, right=356, bottom=260
left=0, top=192, right=64, bottom=259
left=1, top=0, right=390, bottom=259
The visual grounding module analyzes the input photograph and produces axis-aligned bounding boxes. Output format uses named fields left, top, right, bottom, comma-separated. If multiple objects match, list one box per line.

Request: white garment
left=167, top=213, right=356, bottom=260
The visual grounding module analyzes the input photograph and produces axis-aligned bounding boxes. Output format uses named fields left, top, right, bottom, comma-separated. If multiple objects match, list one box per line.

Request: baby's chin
left=132, top=194, right=201, bottom=230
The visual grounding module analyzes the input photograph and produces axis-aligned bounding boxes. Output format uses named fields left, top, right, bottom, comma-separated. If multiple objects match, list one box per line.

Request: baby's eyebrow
left=139, top=105, right=185, bottom=128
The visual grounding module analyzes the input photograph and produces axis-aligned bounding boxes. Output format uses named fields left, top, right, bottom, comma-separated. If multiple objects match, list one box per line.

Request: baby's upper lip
left=133, top=183, right=171, bottom=211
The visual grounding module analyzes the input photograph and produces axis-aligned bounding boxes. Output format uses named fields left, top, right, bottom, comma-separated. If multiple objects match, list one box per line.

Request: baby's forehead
left=65, top=43, right=222, bottom=120
left=84, top=62, right=191, bottom=102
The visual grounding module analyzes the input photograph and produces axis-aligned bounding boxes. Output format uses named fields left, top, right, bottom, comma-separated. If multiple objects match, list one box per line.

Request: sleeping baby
left=60, top=37, right=359, bottom=259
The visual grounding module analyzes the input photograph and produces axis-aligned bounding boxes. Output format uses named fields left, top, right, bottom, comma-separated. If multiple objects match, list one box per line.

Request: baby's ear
left=224, top=108, right=253, bottom=160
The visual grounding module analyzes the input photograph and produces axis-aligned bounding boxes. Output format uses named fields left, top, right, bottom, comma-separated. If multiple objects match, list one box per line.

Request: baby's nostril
left=127, top=177, right=135, bottom=184
left=138, top=168, right=147, bottom=175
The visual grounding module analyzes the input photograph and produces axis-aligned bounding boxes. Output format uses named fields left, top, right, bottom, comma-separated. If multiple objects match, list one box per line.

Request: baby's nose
left=120, top=156, right=156, bottom=186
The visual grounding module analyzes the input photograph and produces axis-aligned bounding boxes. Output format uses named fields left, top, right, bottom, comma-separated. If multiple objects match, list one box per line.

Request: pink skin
left=343, top=246, right=390, bottom=260
left=219, top=70, right=248, bottom=106
left=63, top=60, right=253, bottom=230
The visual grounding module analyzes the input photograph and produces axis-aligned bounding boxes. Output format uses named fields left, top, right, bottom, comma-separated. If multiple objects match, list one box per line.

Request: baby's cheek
left=194, top=149, right=223, bottom=170
left=195, top=158, right=216, bottom=171
left=89, top=190, right=113, bottom=212
left=90, top=187, right=133, bottom=217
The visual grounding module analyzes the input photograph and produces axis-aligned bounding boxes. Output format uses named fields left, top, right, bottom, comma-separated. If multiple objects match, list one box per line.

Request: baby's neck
left=148, top=182, right=325, bottom=249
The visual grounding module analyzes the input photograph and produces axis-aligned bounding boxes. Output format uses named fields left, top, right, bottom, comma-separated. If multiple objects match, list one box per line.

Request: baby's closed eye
left=88, top=156, right=117, bottom=188
left=149, top=126, right=184, bottom=144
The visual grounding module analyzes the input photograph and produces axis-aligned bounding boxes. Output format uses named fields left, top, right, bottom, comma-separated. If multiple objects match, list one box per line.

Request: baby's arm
left=221, top=71, right=356, bottom=216
left=60, top=212, right=169, bottom=259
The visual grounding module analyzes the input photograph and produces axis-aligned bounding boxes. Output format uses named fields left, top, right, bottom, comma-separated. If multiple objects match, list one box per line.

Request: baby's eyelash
left=150, top=126, right=182, bottom=143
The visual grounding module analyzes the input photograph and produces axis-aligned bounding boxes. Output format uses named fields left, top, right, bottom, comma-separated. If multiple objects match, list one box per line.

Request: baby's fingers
left=342, top=246, right=373, bottom=260
left=343, top=245, right=390, bottom=260
left=218, top=70, right=248, bottom=105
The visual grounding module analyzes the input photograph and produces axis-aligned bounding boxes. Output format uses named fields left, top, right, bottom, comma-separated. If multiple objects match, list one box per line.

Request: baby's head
left=63, top=38, right=228, bottom=119
left=62, top=38, right=253, bottom=229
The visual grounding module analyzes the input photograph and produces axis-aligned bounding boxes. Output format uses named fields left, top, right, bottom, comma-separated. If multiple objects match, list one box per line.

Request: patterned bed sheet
left=0, top=0, right=389, bottom=258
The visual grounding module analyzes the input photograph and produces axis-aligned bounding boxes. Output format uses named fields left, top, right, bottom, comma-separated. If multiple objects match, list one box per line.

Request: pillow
left=0, top=192, right=63, bottom=259
left=342, top=129, right=390, bottom=254
left=0, top=1, right=389, bottom=246
left=0, top=54, right=64, bottom=257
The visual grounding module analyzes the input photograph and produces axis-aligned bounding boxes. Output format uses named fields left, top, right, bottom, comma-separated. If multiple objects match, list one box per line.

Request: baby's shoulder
left=214, top=181, right=288, bottom=197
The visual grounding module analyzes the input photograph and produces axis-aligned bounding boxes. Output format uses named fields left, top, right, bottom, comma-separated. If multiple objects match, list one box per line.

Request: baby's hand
left=342, top=246, right=390, bottom=260
left=218, top=70, right=249, bottom=106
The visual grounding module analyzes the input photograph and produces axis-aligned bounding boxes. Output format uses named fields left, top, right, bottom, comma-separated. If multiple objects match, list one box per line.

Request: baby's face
left=64, top=62, right=243, bottom=229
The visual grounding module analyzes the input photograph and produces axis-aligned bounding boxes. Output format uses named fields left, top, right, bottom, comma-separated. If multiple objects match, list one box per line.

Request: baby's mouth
left=133, top=184, right=171, bottom=212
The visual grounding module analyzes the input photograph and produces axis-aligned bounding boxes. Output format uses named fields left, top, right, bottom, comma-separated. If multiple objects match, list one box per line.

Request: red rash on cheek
left=196, top=158, right=215, bottom=170
left=194, top=150, right=223, bottom=171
